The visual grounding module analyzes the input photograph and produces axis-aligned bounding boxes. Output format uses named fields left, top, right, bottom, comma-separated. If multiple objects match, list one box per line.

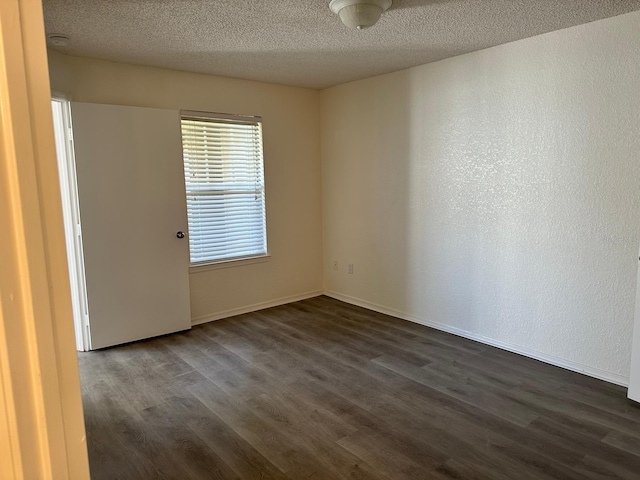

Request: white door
left=71, top=102, right=191, bottom=350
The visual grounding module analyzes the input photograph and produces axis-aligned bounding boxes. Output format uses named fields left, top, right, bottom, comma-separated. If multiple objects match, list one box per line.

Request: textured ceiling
left=43, top=0, right=640, bottom=89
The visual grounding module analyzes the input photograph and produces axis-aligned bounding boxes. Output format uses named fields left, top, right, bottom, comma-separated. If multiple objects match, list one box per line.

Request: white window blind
left=180, top=111, right=267, bottom=265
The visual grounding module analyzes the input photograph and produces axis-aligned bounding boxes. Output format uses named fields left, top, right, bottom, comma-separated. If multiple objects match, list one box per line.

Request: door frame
left=0, top=0, right=90, bottom=477
left=51, top=93, right=91, bottom=352
left=629, top=253, right=640, bottom=402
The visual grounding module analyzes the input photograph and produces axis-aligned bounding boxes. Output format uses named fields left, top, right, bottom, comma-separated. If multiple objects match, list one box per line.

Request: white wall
left=48, top=51, right=323, bottom=322
left=321, top=11, right=640, bottom=384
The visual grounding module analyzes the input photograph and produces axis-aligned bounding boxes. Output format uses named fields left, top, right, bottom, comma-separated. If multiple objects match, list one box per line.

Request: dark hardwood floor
left=79, top=295, right=640, bottom=479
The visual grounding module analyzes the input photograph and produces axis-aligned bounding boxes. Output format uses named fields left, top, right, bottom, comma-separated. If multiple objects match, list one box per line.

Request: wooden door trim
left=0, top=0, right=90, bottom=478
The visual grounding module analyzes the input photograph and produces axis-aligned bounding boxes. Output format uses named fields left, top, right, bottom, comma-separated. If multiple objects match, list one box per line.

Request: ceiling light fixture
left=329, top=0, right=392, bottom=30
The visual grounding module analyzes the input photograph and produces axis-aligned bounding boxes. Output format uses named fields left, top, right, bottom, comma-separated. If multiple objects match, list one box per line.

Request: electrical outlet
left=348, top=263, right=354, bottom=274
left=332, top=260, right=338, bottom=271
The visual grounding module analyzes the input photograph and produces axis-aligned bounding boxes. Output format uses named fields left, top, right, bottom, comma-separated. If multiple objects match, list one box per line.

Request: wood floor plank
left=362, top=384, right=582, bottom=480
left=336, top=427, right=452, bottom=480
left=244, top=393, right=388, bottom=480
left=84, top=380, right=201, bottom=480
left=373, top=354, right=540, bottom=427
left=187, top=380, right=350, bottom=479
left=573, top=455, right=640, bottom=480
left=602, top=430, right=640, bottom=457
left=79, top=295, right=640, bottom=479
left=511, top=382, right=640, bottom=440
left=526, top=415, right=640, bottom=477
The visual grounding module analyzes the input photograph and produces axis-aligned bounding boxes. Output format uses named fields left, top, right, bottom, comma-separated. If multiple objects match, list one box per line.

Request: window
left=180, top=111, right=267, bottom=265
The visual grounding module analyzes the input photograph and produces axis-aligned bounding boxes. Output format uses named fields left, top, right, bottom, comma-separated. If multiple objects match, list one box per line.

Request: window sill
left=189, top=254, right=271, bottom=273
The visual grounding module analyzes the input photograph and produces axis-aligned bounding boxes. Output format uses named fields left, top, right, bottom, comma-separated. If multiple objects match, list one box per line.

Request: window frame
left=180, top=110, right=268, bottom=269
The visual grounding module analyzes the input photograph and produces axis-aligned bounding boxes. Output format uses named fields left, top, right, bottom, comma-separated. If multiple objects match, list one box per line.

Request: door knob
left=176, top=231, right=185, bottom=239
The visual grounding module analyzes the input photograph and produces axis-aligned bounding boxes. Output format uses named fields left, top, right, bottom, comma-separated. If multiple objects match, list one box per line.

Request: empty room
left=3, top=0, right=640, bottom=479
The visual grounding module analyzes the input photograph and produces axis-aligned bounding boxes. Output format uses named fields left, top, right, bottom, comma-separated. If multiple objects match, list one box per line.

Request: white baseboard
left=191, top=290, right=324, bottom=326
left=324, top=290, right=629, bottom=387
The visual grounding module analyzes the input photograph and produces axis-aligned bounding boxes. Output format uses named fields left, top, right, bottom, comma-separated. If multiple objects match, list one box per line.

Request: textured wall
left=48, top=51, right=324, bottom=321
left=321, top=12, right=640, bottom=382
